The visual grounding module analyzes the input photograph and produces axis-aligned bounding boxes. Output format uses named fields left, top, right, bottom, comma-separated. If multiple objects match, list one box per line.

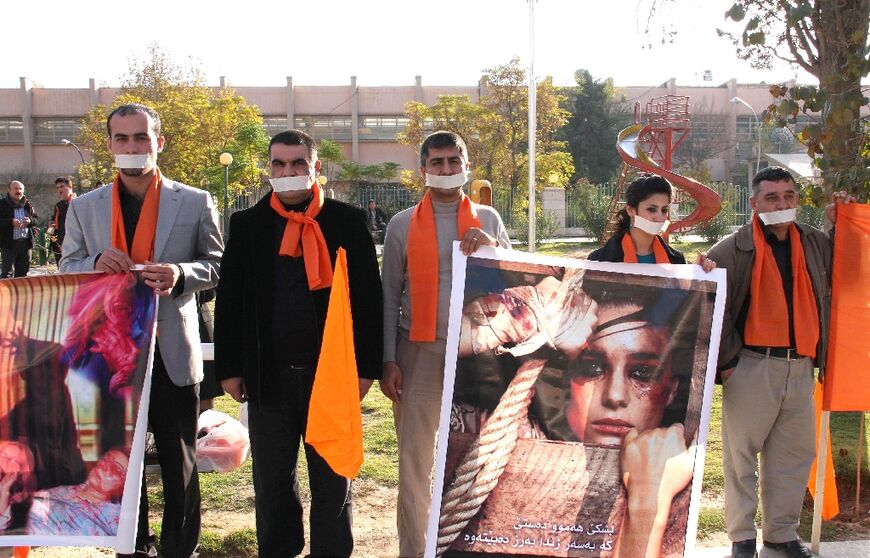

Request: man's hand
left=459, top=227, right=496, bottom=255
left=695, top=252, right=717, bottom=273
left=825, top=190, right=856, bottom=225
left=380, top=361, right=403, bottom=402
left=142, top=260, right=182, bottom=297
left=95, top=247, right=135, bottom=274
left=359, top=378, right=374, bottom=401
left=221, top=378, right=247, bottom=403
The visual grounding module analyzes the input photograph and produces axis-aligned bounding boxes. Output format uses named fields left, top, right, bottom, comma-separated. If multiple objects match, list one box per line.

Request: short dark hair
left=613, top=174, right=673, bottom=235
left=106, top=103, right=162, bottom=136
left=55, top=176, right=72, bottom=187
left=419, top=130, right=468, bottom=167
left=751, top=166, right=795, bottom=195
left=269, top=129, right=318, bottom=160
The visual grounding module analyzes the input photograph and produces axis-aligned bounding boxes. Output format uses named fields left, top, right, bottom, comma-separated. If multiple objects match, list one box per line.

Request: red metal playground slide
left=616, top=122, right=722, bottom=234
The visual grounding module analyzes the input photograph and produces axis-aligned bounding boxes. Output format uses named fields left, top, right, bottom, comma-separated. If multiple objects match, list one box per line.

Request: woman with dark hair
left=588, top=175, right=685, bottom=265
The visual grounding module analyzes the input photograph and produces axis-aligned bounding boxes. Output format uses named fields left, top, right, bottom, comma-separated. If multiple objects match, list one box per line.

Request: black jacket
left=0, top=196, right=39, bottom=250
left=588, top=230, right=686, bottom=264
left=214, top=193, right=383, bottom=407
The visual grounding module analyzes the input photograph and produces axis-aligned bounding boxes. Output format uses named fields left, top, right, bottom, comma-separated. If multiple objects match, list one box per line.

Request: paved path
left=693, top=540, right=869, bottom=557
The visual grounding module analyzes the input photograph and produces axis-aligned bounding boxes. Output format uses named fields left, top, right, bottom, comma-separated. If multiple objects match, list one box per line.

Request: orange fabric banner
left=824, top=203, right=870, bottom=411
left=13, top=548, right=29, bottom=558
left=305, top=248, right=363, bottom=478
left=808, top=381, right=839, bottom=520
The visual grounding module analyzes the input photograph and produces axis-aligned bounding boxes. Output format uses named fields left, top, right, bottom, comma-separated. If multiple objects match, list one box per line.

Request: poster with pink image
left=0, top=272, right=156, bottom=552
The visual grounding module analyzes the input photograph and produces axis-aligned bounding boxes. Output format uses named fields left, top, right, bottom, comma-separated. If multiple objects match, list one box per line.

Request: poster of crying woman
left=426, top=245, right=726, bottom=558
left=0, top=273, right=156, bottom=551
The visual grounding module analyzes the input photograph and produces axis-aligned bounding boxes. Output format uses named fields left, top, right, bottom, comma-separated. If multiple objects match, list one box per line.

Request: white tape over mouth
left=425, top=171, right=469, bottom=190
left=270, top=174, right=312, bottom=192
left=758, top=208, right=797, bottom=225
left=114, top=154, right=150, bottom=169
left=633, top=214, right=670, bottom=235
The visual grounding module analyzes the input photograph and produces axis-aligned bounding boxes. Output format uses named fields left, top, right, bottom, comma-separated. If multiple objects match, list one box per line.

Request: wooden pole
left=857, top=412, right=865, bottom=517
left=811, top=410, right=830, bottom=554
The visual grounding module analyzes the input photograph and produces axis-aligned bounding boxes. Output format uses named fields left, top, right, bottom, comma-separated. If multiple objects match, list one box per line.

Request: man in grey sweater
left=380, top=131, right=510, bottom=557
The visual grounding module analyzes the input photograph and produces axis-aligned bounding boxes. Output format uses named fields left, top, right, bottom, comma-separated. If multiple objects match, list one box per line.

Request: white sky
left=2, top=0, right=814, bottom=89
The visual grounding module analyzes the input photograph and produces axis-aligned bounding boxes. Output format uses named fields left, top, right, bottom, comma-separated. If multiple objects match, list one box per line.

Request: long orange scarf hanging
left=407, top=191, right=480, bottom=342
left=621, top=232, right=669, bottom=263
left=269, top=182, right=333, bottom=290
left=111, top=170, right=161, bottom=264
left=744, top=215, right=819, bottom=357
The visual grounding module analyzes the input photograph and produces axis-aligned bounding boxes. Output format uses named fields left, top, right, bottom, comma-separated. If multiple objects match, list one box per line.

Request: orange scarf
left=744, top=215, right=819, bottom=357
left=111, top=170, right=161, bottom=263
left=407, top=191, right=480, bottom=342
left=269, top=182, right=333, bottom=290
left=621, top=232, right=669, bottom=263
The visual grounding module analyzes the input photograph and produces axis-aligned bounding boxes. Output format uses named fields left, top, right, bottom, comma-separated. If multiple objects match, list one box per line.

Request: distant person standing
left=0, top=181, right=39, bottom=278
left=366, top=199, right=387, bottom=239
left=48, top=177, right=76, bottom=264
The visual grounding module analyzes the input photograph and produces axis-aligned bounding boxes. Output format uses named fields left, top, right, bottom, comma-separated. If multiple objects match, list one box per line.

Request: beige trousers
left=722, top=348, right=816, bottom=543
left=394, top=333, right=445, bottom=558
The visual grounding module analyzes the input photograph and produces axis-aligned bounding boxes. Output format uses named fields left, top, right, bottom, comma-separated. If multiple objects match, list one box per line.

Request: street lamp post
left=219, top=152, right=233, bottom=237
left=731, top=96, right=761, bottom=177
left=61, top=138, right=86, bottom=192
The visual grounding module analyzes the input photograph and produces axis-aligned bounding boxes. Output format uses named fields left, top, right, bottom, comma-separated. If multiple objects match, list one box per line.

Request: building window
left=294, top=115, right=352, bottom=141
left=359, top=116, right=410, bottom=141
left=0, top=118, right=24, bottom=144
left=263, top=116, right=290, bottom=137
left=33, top=118, right=81, bottom=144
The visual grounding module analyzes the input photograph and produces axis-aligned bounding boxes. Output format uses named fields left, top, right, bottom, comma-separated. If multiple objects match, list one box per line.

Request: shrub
left=512, top=203, right=559, bottom=247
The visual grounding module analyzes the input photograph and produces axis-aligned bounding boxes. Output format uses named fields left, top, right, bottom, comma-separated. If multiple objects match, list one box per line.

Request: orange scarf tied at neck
left=744, top=215, right=819, bottom=358
left=269, top=182, right=333, bottom=290
left=407, top=191, right=480, bottom=342
left=621, top=232, right=670, bottom=263
left=111, top=170, right=161, bottom=264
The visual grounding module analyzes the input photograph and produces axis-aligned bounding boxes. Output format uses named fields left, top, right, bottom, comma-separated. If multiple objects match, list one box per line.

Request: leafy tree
left=337, top=161, right=402, bottom=184
left=76, top=44, right=268, bottom=207
left=559, top=70, right=630, bottom=184
left=567, top=179, right=612, bottom=240
left=318, top=139, right=345, bottom=182
left=716, top=0, right=870, bottom=200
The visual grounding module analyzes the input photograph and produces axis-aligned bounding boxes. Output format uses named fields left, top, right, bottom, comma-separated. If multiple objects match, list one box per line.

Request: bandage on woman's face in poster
left=427, top=248, right=725, bottom=558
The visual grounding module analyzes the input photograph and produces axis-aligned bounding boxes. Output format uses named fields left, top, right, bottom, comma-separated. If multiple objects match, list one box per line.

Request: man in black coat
left=48, top=176, right=75, bottom=264
left=0, top=181, right=39, bottom=278
left=214, top=129, right=382, bottom=558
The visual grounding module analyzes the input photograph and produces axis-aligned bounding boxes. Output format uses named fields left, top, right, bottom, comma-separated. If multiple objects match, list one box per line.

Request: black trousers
left=126, top=347, right=201, bottom=558
left=248, top=365, right=353, bottom=558
left=1, top=241, right=31, bottom=278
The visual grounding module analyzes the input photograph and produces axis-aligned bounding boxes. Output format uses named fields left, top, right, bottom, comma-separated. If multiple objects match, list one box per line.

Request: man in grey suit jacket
left=60, top=103, right=223, bottom=558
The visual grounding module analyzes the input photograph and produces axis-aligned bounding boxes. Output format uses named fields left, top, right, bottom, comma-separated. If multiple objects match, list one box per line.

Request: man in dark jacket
left=0, top=181, right=39, bottom=278
left=214, top=129, right=382, bottom=558
left=707, top=166, right=853, bottom=558
left=48, top=176, right=75, bottom=264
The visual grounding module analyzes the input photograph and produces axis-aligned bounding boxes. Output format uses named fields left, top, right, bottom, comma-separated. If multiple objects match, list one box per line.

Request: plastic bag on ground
left=196, top=409, right=251, bottom=473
